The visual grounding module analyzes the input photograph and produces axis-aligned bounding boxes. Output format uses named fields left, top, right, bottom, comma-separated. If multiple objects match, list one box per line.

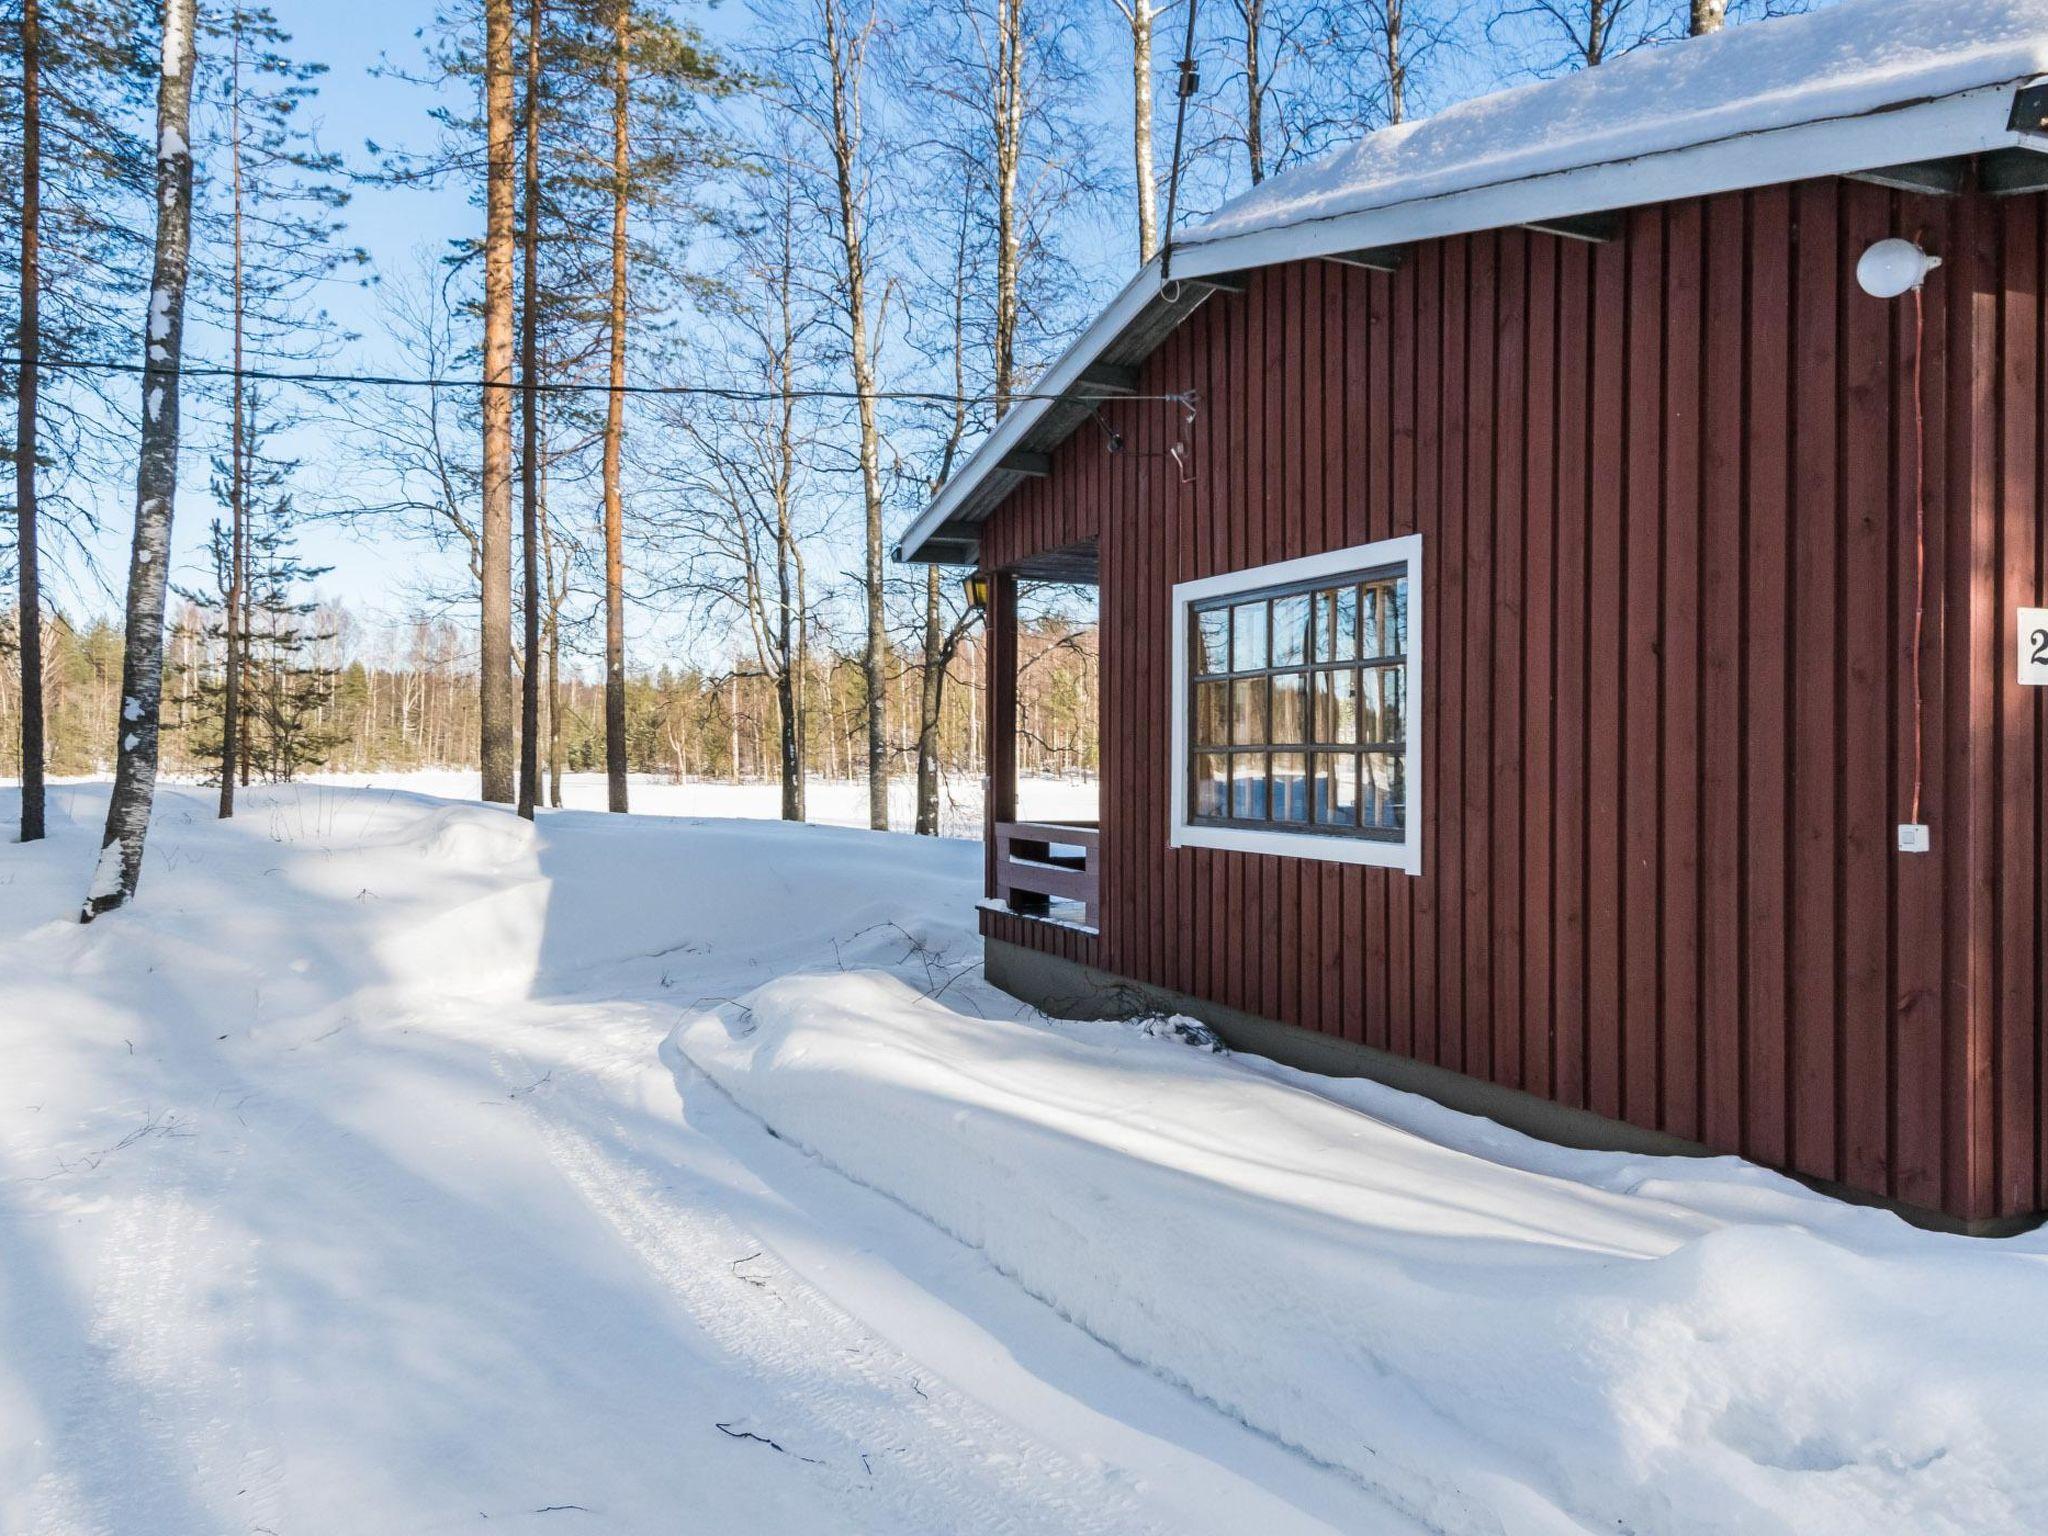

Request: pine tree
left=239, top=496, right=338, bottom=783
left=3, top=0, right=157, bottom=842
left=516, top=0, right=543, bottom=819
left=480, top=0, right=517, bottom=805
left=12, top=0, right=43, bottom=841
left=601, top=0, right=632, bottom=814
left=196, top=1, right=360, bottom=817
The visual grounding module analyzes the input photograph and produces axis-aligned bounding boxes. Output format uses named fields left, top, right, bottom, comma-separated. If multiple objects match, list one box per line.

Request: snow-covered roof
left=900, top=0, right=2048, bottom=566
left=1188, top=0, right=2048, bottom=254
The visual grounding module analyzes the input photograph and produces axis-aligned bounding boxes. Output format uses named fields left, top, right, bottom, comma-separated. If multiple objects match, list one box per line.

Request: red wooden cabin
left=899, top=2, right=2048, bottom=1231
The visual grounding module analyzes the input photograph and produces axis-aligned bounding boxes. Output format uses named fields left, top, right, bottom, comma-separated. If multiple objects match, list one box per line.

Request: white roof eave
left=895, top=259, right=1169, bottom=566
left=898, top=76, right=2036, bottom=567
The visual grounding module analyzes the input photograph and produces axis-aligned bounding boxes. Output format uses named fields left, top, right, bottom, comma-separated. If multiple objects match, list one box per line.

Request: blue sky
left=58, top=0, right=1838, bottom=668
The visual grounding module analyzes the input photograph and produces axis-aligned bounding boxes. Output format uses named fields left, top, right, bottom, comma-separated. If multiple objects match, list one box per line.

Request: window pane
left=1312, top=585, right=1357, bottom=661
left=1270, top=672, right=1307, bottom=743
left=1271, top=753, right=1309, bottom=821
left=1195, top=608, right=1230, bottom=675
left=1231, top=677, right=1269, bottom=745
left=1231, top=600, right=1267, bottom=671
left=1363, top=751, right=1406, bottom=832
left=1231, top=753, right=1269, bottom=818
left=1378, top=667, right=1405, bottom=744
left=1315, top=752, right=1359, bottom=825
left=1194, top=681, right=1229, bottom=746
left=1315, top=669, right=1358, bottom=744
left=1194, top=753, right=1227, bottom=817
left=1271, top=594, right=1309, bottom=667
left=1361, top=578, right=1408, bottom=659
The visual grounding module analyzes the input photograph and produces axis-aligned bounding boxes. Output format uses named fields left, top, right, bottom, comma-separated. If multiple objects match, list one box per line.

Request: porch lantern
left=964, top=572, right=992, bottom=611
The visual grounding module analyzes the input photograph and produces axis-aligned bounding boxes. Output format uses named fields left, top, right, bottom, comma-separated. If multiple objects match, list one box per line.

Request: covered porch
left=978, top=538, right=1102, bottom=962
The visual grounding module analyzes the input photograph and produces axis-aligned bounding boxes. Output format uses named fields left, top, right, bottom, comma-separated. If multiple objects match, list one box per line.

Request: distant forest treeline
left=0, top=601, right=1100, bottom=793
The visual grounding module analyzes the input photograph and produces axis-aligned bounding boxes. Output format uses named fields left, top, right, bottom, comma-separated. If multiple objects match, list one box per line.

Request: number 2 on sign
left=2021, top=609, right=2048, bottom=687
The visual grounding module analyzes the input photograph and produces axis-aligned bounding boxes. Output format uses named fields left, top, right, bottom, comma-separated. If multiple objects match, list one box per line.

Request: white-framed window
left=1169, top=534, right=1422, bottom=875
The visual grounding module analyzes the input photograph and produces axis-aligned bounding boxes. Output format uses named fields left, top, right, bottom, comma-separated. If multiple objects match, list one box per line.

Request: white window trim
left=1168, top=533, right=1423, bottom=876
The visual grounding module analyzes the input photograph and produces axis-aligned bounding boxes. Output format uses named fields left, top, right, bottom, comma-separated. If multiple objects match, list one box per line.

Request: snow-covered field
left=307, top=769, right=1102, bottom=838
left=2, top=778, right=2044, bottom=1535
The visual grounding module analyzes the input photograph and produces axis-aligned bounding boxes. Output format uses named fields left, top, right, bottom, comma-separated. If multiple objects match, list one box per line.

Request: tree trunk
left=1385, top=0, right=1405, bottom=125
left=1125, top=0, right=1157, bottom=262
left=914, top=566, right=945, bottom=836
left=14, top=0, right=44, bottom=843
left=516, top=0, right=542, bottom=820
left=776, top=669, right=802, bottom=818
left=1690, top=0, right=1725, bottom=36
left=220, top=20, right=246, bottom=818
left=991, top=0, right=1023, bottom=411
left=1243, top=0, right=1264, bottom=184
left=479, top=0, right=517, bottom=804
left=547, top=615, right=563, bottom=808
left=83, top=0, right=197, bottom=921
left=821, top=0, right=889, bottom=831
left=773, top=307, right=804, bottom=823
left=603, top=0, right=631, bottom=813
left=238, top=570, right=253, bottom=785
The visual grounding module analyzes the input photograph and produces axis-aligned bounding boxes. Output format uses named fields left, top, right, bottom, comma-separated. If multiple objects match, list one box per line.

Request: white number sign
left=2021, top=609, right=2048, bottom=687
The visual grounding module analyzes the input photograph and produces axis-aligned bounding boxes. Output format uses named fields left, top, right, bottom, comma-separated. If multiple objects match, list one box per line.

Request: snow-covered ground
left=305, top=770, right=1102, bottom=838
left=2, top=778, right=2043, bottom=1534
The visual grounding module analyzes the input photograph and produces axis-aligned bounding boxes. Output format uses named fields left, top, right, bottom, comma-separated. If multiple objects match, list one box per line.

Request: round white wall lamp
left=1857, top=238, right=1941, bottom=299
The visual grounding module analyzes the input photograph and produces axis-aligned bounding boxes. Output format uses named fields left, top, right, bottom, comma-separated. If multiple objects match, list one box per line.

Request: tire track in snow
left=487, top=1026, right=1174, bottom=1536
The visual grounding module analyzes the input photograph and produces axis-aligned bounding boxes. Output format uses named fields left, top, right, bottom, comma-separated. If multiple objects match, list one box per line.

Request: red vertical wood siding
left=977, top=179, right=2048, bottom=1223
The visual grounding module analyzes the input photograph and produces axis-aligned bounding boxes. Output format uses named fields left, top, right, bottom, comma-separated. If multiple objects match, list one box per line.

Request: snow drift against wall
left=675, top=973, right=2048, bottom=1536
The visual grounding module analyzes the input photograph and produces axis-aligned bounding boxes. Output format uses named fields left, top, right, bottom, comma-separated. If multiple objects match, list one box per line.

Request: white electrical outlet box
left=2021, top=608, right=2048, bottom=686
left=1898, top=824, right=1931, bottom=854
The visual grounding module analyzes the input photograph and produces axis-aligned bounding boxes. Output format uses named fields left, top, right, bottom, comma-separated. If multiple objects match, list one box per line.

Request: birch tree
left=82, top=0, right=197, bottom=921
left=763, top=0, right=891, bottom=828
left=1690, top=0, right=1724, bottom=34
left=1108, top=0, right=1164, bottom=262
left=479, top=0, right=517, bottom=804
left=1316, top=1, right=1459, bottom=129
left=907, top=184, right=979, bottom=835
left=894, top=0, right=1098, bottom=828
left=1207, top=0, right=1424, bottom=184
left=988, top=0, right=1022, bottom=410
left=645, top=171, right=831, bottom=823
left=1488, top=0, right=1674, bottom=73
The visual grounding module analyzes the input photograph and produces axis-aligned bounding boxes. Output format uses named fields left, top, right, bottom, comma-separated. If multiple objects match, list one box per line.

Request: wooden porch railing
left=992, top=820, right=1100, bottom=930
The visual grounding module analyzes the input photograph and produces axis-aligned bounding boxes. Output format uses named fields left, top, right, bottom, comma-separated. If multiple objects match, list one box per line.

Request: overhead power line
left=2, top=354, right=1198, bottom=412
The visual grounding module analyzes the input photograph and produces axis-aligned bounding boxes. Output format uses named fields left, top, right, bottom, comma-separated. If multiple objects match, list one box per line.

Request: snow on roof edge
left=1188, top=0, right=2048, bottom=250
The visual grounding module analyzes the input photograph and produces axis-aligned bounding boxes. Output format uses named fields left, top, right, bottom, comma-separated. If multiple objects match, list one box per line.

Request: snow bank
left=674, top=971, right=2048, bottom=1536
left=1189, top=0, right=2048, bottom=249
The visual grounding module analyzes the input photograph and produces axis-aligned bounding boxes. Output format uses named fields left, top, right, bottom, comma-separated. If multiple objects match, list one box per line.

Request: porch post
left=984, top=569, right=1019, bottom=900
